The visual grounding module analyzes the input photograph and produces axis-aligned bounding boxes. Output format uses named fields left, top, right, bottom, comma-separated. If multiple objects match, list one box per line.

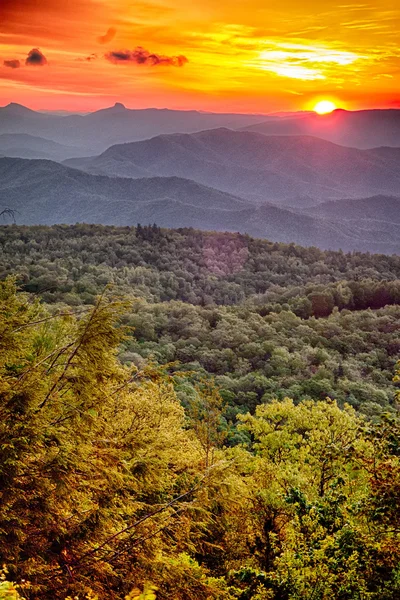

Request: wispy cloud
left=342, top=19, right=390, bottom=31
left=249, top=42, right=363, bottom=80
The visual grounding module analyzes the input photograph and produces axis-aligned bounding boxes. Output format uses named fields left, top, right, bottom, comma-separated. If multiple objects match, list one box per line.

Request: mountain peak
left=105, top=102, right=127, bottom=113
left=2, top=102, right=37, bottom=116
left=89, top=102, right=128, bottom=116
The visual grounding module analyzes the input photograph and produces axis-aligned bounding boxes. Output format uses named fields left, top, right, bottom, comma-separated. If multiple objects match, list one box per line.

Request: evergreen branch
left=10, top=308, right=89, bottom=333
left=70, top=481, right=204, bottom=566
left=37, top=289, right=109, bottom=410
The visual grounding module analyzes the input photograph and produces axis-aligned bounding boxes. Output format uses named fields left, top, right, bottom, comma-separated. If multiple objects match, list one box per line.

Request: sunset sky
left=0, top=0, right=399, bottom=113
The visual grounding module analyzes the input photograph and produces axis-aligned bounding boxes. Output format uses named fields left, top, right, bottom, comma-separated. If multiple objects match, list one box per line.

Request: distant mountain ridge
left=2, top=102, right=400, bottom=255
left=0, top=156, right=250, bottom=222
left=0, top=133, right=86, bottom=161
left=1, top=103, right=400, bottom=159
left=2, top=156, right=400, bottom=254
left=241, top=108, right=400, bottom=149
left=306, top=195, right=400, bottom=223
left=64, top=128, right=400, bottom=204
left=0, top=102, right=271, bottom=156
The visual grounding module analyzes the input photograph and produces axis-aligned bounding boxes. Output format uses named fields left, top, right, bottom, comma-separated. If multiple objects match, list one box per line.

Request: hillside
left=2, top=223, right=400, bottom=303
left=0, top=133, right=88, bottom=160
left=0, top=156, right=249, bottom=221
left=306, top=195, right=400, bottom=223
left=64, top=128, right=400, bottom=204
left=1, top=224, right=399, bottom=416
left=1, top=224, right=400, bottom=598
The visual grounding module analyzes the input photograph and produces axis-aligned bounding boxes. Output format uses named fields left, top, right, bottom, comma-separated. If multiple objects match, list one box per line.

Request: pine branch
left=37, top=290, right=108, bottom=410
left=70, top=481, right=203, bottom=566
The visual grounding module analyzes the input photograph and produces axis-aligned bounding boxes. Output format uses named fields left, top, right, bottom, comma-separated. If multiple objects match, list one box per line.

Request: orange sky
left=0, top=0, right=399, bottom=112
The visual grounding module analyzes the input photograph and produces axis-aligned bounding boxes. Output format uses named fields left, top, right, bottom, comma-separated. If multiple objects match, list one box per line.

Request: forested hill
left=1, top=223, right=400, bottom=312
left=2, top=276, right=400, bottom=599
left=1, top=224, right=400, bottom=598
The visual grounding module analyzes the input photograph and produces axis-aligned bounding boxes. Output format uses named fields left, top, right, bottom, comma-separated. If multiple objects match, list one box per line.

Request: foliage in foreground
left=0, top=279, right=399, bottom=599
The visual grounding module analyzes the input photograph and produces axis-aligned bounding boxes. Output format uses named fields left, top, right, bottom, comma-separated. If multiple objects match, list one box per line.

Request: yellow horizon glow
left=313, top=100, right=337, bottom=114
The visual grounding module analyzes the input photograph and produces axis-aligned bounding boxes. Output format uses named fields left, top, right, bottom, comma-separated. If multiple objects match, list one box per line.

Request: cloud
left=249, top=42, right=362, bottom=81
left=3, top=59, right=20, bottom=69
left=25, top=48, right=47, bottom=66
left=105, top=47, right=188, bottom=67
left=98, top=27, right=117, bottom=44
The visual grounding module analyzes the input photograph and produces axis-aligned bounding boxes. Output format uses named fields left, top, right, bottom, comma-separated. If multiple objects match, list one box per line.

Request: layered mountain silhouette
left=0, top=156, right=249, bottom=221
left=2, top=103, right=400, bottom=157
left=2, top=156, right=400, bottom=254
left=306, top=194, right=400, bottom=223
left=0, top=102, right=269, bottom=155
left=241, top=109, right=400, bottom=149
left=64, top=129, right=400, bottom=204
left=0, top=133, right=86, bottom=161
left=2, top=103, right=400, bottom=254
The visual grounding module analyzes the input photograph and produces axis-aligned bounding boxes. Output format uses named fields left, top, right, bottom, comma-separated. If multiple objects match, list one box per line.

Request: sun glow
left=313, top=100, right=337, bottom=114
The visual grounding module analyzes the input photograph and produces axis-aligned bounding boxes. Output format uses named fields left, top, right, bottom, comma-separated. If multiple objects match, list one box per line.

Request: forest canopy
left=1, top=224, right=399, bottom=419
left=1, top=225, right=400, bottom=598
left=0, top=277, right=399, bottom=599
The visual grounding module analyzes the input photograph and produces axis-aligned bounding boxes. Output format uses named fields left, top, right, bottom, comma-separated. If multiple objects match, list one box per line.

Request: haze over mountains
left=1, top=102, right=400, bottom=254
left=0, top=134, right=85, bottom=161
left=2, top=102, right=400, bottom=156
left=65, top=128, right=400, bottom=204
left=0, top=102, right=269, bottom=155
left=2, top=156, right=400, bottom=254
left=242, top=109, right=400, bottom=149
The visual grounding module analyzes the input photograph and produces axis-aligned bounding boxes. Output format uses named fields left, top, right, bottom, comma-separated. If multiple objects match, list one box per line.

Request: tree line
left=1, top=224, right=400, bottom=313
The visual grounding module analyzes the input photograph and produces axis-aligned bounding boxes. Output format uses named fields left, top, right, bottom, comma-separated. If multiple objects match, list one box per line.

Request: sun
left=313, top=100, right=337, bottom=114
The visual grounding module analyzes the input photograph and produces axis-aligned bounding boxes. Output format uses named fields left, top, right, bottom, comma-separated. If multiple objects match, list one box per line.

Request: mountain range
left=1, top=156, right=400, bottom=254
left=64, top=128, right=400, bottom=205
left=0, top=133, right=86, bottom=161
left=2, top=102, right=400, bottom=254
left=0, top=102, right=269, bottom=156
left=241, top=108, right=400, bottom=149
left=1, top=102, right=400, bottom=157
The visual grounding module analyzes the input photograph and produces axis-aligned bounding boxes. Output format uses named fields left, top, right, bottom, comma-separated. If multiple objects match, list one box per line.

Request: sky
left=0, top=0, right=399, bottom=113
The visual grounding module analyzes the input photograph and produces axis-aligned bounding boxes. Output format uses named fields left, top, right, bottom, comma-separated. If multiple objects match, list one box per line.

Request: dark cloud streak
left=105, top=47, right=188, bottom=67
